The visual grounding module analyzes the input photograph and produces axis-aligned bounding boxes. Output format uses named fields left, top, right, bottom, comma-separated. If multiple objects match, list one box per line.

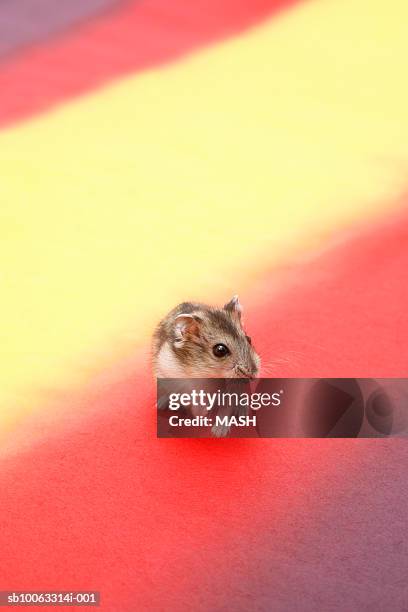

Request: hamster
left=152, top=296, right=260, bottom=379
left=153, top=296, right=260, bottom=437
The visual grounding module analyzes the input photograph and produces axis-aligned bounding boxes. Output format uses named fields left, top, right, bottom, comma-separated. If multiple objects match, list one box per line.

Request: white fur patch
left=156, top=342, right=186, bottom=378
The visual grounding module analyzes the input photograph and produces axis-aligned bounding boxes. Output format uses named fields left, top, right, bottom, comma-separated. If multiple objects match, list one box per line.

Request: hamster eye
left=245, top=335, right=252, bottom=345
left=212, top=344, right=230, bottom=358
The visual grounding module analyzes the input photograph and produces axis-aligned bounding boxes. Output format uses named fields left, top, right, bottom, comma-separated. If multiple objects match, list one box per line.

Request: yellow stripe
left=1, top=0, right=408, bottom=432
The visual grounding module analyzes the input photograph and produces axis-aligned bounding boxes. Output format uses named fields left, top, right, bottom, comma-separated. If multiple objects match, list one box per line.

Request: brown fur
left=152, top=298, right=260, bottom=379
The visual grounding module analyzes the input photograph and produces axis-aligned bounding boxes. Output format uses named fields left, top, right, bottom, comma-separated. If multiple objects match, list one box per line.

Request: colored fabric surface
left=1, top=0, right=408, bottom=609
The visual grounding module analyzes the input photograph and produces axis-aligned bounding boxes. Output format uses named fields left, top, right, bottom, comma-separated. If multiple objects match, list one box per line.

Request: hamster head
left=165, top=296, right=260, bottom=378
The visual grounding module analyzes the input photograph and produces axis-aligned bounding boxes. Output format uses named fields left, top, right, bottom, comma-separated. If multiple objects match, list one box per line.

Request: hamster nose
left=236, top=366, right=255, bottom=379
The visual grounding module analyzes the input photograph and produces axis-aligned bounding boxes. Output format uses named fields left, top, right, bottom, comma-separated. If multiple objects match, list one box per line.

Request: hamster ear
left=224, top=295, right=243, bottom=325
left=174, top=313, right=202, bottom=340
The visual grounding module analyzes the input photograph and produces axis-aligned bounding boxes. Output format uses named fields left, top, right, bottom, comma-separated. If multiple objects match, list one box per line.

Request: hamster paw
left=157, top=395, right=169, bottom=410
left=211, top=423, right=230, bottom=438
